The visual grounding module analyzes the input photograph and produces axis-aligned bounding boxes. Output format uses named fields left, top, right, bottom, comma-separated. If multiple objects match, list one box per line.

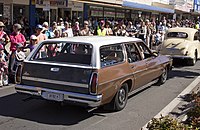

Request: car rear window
left=167, top=32, right=188, bottom=38
left=31, top=42, right=93, bottom=65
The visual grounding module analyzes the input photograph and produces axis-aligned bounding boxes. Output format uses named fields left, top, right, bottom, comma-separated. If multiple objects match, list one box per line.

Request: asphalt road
left=0, top=61, right=200, bottom=130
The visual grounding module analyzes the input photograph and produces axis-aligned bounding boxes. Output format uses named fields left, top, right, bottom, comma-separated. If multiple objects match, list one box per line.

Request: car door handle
left=50, top=68, right=60, bottom=72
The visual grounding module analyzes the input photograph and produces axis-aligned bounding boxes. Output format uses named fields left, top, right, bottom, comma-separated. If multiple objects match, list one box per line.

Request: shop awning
left=123, top=0, right=174, bottom=13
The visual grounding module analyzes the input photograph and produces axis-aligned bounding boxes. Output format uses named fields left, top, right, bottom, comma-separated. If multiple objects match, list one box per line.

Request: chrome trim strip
left=22, top=76, right=89, bottom=88
left=15, top=85, right=102, bottom=107
left=24, top=60, right=96, bottom=69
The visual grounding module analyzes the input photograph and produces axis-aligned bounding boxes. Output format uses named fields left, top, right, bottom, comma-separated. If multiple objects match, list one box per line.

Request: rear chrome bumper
left=15, top=84, right=102, bottom=107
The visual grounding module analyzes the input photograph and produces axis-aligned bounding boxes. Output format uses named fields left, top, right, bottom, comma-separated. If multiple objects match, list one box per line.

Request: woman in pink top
left=9, top=24, right=26, bottom=52
left=9, top=23, right=26, bottom=79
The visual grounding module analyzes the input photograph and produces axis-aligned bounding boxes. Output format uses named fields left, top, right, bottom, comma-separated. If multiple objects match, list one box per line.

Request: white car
left=160, top=27, right=200, bottom=65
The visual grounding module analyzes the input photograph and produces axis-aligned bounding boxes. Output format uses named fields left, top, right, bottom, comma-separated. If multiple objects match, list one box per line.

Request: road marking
left=142, top=76, right=200, bottom=130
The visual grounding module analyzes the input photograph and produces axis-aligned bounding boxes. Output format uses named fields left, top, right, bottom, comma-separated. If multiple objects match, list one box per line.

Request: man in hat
left=35, top=24, right=47, bottom=44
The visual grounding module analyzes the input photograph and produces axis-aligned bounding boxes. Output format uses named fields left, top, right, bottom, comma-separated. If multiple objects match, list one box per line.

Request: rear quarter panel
left=97, top=62, right=133, bottom=105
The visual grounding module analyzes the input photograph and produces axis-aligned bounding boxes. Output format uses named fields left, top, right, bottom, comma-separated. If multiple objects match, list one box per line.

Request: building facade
left=0, top=0, right=199, bottom=28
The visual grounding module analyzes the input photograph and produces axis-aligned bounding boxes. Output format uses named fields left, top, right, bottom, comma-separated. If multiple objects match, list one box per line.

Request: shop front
left=87, top=5, right=131, bottom=21
left=122, top=0, right=174, bottom=21
left=35, top=0, right=68, bottom=25
left=13, top=4, right=29, bottom=23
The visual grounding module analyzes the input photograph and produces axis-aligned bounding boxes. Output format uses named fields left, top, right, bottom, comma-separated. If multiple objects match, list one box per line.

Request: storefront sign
left=68, top=1, right=83, bottom=11
left=36, top=0, right=67, bottom=8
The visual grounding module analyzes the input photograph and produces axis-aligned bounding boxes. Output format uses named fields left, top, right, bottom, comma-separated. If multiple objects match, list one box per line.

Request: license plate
left=42, top=92, right=64, bottom=101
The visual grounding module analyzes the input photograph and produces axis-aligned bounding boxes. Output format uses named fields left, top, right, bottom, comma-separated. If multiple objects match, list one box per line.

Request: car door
left=136, top=42, right=162, bottom=83
left=125, top=42, right=149, bottom=90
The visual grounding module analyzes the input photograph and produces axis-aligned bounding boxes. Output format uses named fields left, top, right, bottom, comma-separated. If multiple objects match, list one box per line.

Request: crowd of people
left=0, top=16, right=199, bottom=86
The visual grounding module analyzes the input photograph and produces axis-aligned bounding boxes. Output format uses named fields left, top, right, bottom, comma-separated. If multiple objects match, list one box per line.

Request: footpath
left=0, top=84, right=16, bottom=97
left=142, top=76, right=200, bottom=130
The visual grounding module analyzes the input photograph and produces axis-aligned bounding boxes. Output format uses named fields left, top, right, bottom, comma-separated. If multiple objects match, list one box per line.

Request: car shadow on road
left=168, top=69, right=199, bottom=79
left=0, top=93, right=100, bottom=126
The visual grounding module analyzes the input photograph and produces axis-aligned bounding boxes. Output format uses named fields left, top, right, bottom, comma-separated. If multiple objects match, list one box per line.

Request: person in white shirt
left=62, top=22, right=74, bottom=37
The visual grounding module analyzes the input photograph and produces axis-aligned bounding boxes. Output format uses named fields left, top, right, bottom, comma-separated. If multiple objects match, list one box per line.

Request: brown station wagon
left=15, top=36, right=172, bottom=111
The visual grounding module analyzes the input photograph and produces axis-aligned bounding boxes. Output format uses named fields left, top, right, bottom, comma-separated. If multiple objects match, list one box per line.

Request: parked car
left=160, top=27, right=200, bottom=65
left=15, top=36, right=172, bottom=111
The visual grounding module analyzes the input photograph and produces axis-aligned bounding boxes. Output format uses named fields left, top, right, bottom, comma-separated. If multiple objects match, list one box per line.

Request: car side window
left=100, top=44, right=124, bottom=67
left=136, top=42, right=152, bottom=59
left=125, top=43, right=141, bottom=63
left=194, top=32, right=199, bottom=41
left=194, top=31, right=200, bottom=41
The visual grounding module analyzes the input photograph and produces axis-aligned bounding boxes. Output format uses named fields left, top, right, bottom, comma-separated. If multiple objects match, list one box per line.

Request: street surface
left=0, top=61, right=200, bottom=130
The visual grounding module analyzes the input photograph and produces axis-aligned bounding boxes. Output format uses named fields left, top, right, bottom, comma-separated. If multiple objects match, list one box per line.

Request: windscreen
left=31, top=42, right=93, bottom=65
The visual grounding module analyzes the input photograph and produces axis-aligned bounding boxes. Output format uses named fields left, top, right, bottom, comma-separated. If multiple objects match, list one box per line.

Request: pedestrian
left=27, top=35, right=37, bottom=52
left=10, top=43, right=25, bottom=77
left=35, top=24, right=47, bottom=43
left=97, top=20, right=106, bottom=36
left=80, top=21, right=93, bottom=36
left=0, top=44, right=8, bottom=86
left=9, top=23, right=26, bottom=53
left=72, top=21, right=80, bottom=36
left=0, top=21, right=10, bottom=55
left=62, top=21, right=74, bottom=37
left=105, top=21, right=113, bottom=36
left=42, top=22, right=54, bottom=39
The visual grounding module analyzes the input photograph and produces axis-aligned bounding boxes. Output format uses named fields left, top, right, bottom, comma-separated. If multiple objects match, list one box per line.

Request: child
left=11, top=43, right=26, bottom=75
left=0, top=44, right=8, bottom=86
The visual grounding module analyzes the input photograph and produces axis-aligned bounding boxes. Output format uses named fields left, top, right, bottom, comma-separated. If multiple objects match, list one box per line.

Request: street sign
left=43, top=0, right=50, bottom=11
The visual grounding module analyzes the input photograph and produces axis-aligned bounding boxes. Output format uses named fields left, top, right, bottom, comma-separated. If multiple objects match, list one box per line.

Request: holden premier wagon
left=15, top=36, right=172, bottom=111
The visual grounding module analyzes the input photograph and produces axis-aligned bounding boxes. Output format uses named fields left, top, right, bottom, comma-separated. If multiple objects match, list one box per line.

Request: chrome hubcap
left=162, top=69, right=167, bottom=81
left=119, top=88, right=126, bottom=105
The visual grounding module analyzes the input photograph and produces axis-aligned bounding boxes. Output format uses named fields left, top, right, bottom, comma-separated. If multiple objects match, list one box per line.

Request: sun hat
left=30, top=35, right=37, bottom=40
left=42, top=22, right=49, bottom=27
left=13, top=23, right=22, bottom=30
left=36, top=24, right=43, bottom=30
left=0, top=22, right=5, bottom=27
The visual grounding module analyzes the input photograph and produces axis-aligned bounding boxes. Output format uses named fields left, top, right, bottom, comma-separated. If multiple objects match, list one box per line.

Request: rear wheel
left=112, top=83, right=128, bottom=111
left=157, top=67, right=168, bottom=85
left=188, top=52, right=197, bottom=66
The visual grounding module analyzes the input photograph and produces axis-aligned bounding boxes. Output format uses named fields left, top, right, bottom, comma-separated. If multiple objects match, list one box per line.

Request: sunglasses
left=0, top=26, right=4, bottom=28
left=31, top=39, right=37, bottom=41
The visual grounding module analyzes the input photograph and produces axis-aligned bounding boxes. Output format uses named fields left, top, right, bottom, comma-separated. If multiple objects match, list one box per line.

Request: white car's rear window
left=31, top=42, right=93, bottom=65
left=167, top=32, right=188, bottom=38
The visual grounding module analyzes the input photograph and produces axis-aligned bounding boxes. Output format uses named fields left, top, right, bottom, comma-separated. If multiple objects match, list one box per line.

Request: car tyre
left=157, top=67, right=168, bottom=85
left=188, top=53, right=197, bottom=66
left=112, top=83, right=128, bottom=111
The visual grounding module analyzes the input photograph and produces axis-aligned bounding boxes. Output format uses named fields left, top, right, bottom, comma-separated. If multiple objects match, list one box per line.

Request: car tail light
left=89, top=72, right=98, bottom=94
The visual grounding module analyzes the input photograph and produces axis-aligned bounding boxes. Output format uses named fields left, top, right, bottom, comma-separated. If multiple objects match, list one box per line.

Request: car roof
left=166, top=27, right=198, bottom=41
left=167, top=27, right=197, bottom=33
left=42, top=36, right=142, bottom=47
